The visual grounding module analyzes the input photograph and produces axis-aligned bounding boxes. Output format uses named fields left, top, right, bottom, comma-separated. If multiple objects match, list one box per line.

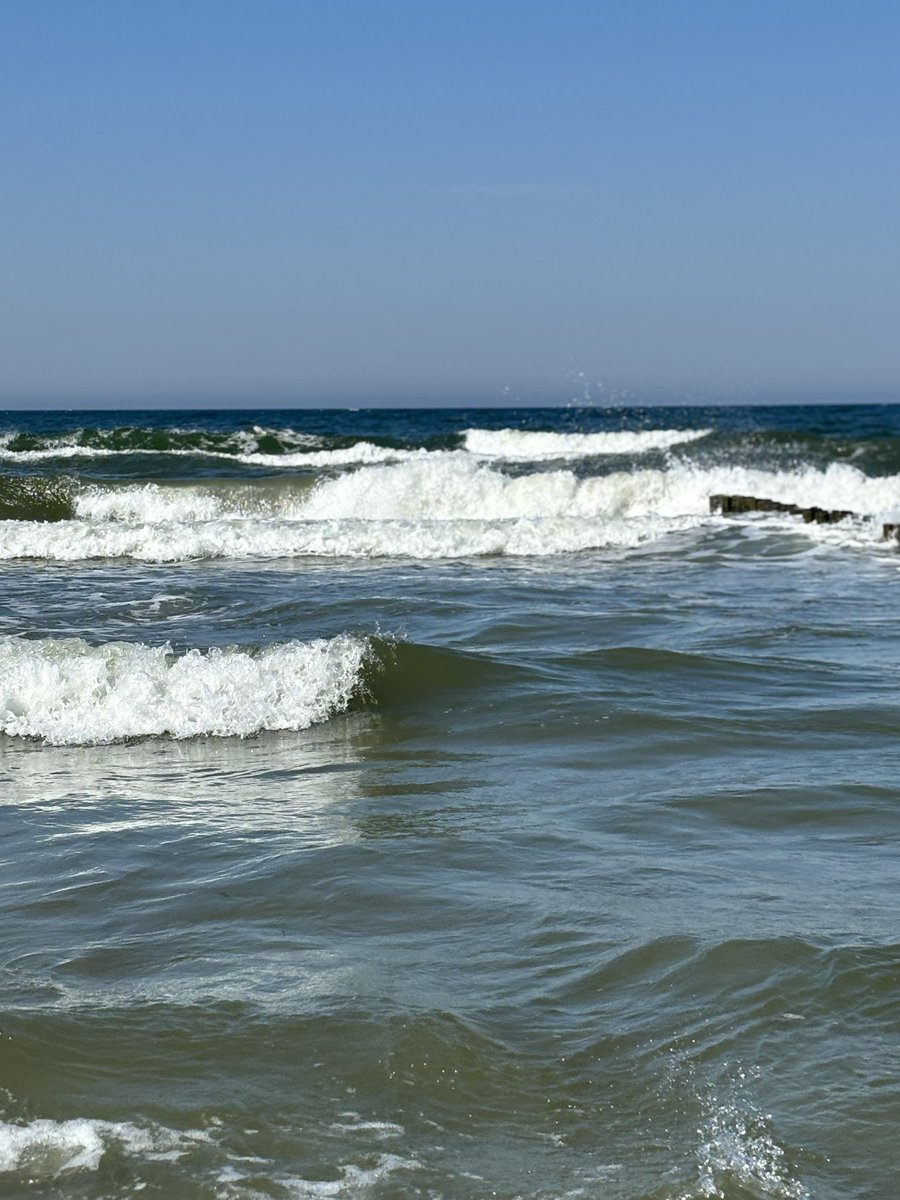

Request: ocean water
left=0, top=404, right=898, bottom=1199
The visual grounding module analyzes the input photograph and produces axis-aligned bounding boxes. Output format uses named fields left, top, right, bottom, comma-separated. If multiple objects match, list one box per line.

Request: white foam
left=282, top=455, right=900, bottom=523
left=0, top=513, right=699, bottom=561
left=218, top=1153, right=416, bottom=1198
left=301, top=455, right=592, bottom=521
left=0, top=1118, right=109, bottom=1174
left=75, top=483, right=225, bottom=523
left=462, top=426, right=710, bottom=459
left=0, top=1117, right=202, bottom=1177
left=330, top=1118, right=404, bottom=1137
left=674, top=460, right=900, bottom=518
left=71, top=457, right=900, bottom=527
left=0, top=634, right=371, bottom=745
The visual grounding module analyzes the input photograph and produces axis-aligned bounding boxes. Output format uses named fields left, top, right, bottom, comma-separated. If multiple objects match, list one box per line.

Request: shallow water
left=0, top=405, right=898, bottom=1198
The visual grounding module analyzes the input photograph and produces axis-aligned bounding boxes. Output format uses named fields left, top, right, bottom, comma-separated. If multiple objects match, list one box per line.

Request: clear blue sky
left=1, top=0, right=898, bottom=406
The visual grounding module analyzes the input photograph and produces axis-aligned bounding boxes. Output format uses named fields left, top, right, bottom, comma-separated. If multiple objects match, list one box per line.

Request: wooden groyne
left=709, top=494, right=899, bottom=542
left=709, top=494, right=854, bottom=524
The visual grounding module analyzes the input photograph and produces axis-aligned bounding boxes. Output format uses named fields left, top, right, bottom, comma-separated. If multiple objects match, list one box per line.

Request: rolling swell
left=0, top=424, right=425, bottom=470
left=673, top=425, right=900, bottom=477
left=365, top=639, right=530, bottom=708
left=0, top=635, right=514, bottom=744
left=0, top=424, right=323, bottom=458
left=3, top=936, right=888, bottom=1197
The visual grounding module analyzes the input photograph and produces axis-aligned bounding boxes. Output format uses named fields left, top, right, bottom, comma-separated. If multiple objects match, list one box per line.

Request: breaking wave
left=0, top=634, right=373, bottom=744
left=0, top=456, right=896, bottom=561
left=461, top=426, right=710, bottom=458
left=60, top=457, right=900, bottom=525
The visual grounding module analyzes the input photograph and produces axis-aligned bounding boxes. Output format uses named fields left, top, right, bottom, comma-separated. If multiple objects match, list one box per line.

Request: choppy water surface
left=1, top=405, right=898, bottom=1199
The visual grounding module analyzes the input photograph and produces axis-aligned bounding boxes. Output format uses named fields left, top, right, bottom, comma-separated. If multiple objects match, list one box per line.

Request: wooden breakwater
left=709, top=494, right=900, bottom=542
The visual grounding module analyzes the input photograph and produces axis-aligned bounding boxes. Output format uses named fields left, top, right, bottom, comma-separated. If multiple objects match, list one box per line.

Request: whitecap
left=462, top=426, right=711, bottom=459
left=0, top=634, right=372, bottom=745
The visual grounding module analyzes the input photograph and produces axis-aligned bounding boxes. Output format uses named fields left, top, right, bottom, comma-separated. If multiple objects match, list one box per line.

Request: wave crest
left=0, top=634, right=372, bottom=744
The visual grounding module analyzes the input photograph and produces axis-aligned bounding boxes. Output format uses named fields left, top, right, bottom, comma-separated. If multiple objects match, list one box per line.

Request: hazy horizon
left=3, top=390, right=900, bottom=414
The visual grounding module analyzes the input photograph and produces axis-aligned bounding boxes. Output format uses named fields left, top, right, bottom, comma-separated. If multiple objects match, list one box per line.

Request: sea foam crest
left=462, top=426, right=710, bottom=459
left=298, top=455, right=900, bottom=523
left=0, top=634, right=371, bottom=744
left=76, top=484, right=225, bottom=523
left=234, top=442, right=426, bottom=468
left=300, top=455, right=609, bottom=520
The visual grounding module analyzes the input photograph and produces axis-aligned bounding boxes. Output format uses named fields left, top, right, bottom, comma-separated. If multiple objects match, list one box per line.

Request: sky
left=1, top=0, right=898, bottom=407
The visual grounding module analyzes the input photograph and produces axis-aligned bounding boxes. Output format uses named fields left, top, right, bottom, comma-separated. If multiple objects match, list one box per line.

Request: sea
left=0, top=403, right=898, bottom=1200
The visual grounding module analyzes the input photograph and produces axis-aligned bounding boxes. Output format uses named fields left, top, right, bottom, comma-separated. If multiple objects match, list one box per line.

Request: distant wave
left=461, top=426, right=711, bottom=459
left=0, top=424, right=713, bottom=469
left=232, top=442, right=426, bottom=468
left=0, top=426, right=324, bottom=461
left=0, top=428, right=421, bottom=469
left=0, top=634, right=372, bottom=744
